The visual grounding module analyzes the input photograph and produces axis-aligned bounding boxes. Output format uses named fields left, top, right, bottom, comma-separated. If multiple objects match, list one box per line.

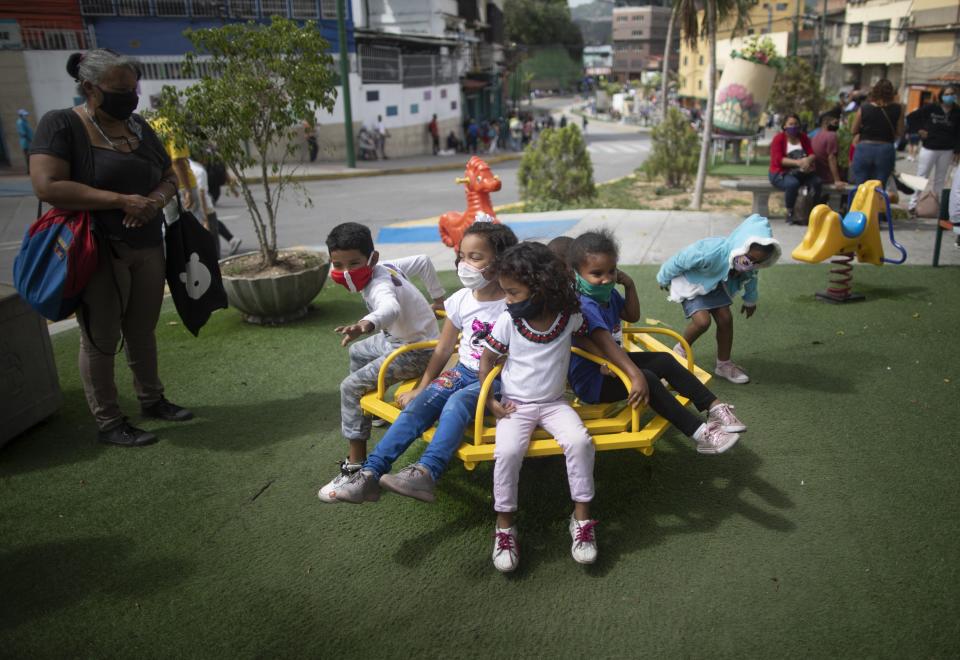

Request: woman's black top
left=859, top=102, right=901, bottom=143
left=30, top=108, right=171, bottom=248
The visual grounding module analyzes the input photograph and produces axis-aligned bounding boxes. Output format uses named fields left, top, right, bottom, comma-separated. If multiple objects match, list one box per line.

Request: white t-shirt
left=188, top=159, right=210, bottom=209
left=444, top=288, right=507, bottom=372
left=361, top=258, right=442, bottom=346
left=484, top=310, right=586, bottom=404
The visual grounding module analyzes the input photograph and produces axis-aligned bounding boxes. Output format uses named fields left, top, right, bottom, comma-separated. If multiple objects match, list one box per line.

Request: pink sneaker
left=715, top=361, right=750, bottom=384
left=672, top=342, right=687, bottom=359
left=708, top=403, right=746, bottom=433
left=694, top=421, right=739, bottom=455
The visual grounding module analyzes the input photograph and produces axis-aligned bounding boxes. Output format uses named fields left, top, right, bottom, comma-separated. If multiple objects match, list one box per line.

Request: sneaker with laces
left=715, top=361, right=750, bottom=384
left=371, top=418, right=388, bottom=428
left=708, top=403, right=746, bottom=433
left=694, top=421, right=739, bottom=455
left=569, top=516, right=598, bottom=565
left=98, top=420, right=158, bottom=447
left=379, top=464, right=436, bottom=503
left=228, top=237, right=242, bottom=255
left=318, top=458, right=363, bottom=503
left=492, top=527, right=519, bottom=572
left=672, top=342, right=687, bottom=360
left=331, top=468, right=381, bottom=504
left=141, top=396, right=194, bottom=421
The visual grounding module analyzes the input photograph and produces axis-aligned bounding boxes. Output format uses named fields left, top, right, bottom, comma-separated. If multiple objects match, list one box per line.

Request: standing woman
left=906, top=86, right=960, bottom=216
left=29, top=49, right=193, bottom=447
left=850, top=79, right=903, bottom=189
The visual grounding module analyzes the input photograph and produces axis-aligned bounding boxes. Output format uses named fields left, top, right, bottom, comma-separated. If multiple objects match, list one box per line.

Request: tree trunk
left=661, top=4, right=677, bottom=120
left=691, top=0, right=717, bottom=211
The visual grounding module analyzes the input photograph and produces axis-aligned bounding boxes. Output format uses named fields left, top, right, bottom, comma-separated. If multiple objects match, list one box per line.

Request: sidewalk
left=356, top=208, right=960, bottom=270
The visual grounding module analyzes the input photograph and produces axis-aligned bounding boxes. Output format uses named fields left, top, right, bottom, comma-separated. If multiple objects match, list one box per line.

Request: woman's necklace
left=84, top=104, right=139, bottom=151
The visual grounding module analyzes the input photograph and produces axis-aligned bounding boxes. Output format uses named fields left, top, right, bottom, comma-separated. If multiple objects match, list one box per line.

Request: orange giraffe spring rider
left=438, top=156, right=502, bottom=250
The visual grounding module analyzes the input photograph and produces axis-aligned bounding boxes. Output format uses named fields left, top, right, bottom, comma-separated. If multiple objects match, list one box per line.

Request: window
left=359, top=44, right=400, bottom=83
left=896, top=16, right=908, bottom=44
left=632, top=30, right=643, bottom=37
left=386, top=105, right=398, bottom=117
left=319, top=0, right=338, bottom=19
left=192, top=0, right=224, bottom=17
left=231, top=0, right=259, bottom=18
left=423, top=90, right=431, bottom=100
left=80, top=0, right=115, bottom=14
left=155, top=1, right=188, bottom=16
left=118, top=0, right=151, bottom=16
left=366, top=90, right=379, bottom=102
left=260, top=0, right=288, bottom=16
left=699, top=55, right=704, bottom=65
left=698, top=80, right=703, bottom=90
left=748, top=28, right=755, bottom=35
left=441, top=89, right=447, bottom=98
left=835, top=23, right=843, bottom=39
left=848, top=23, right=862, bottom=46
left=410, top=103, right=419, bottom=114
left=451, top=100, right=457, bottom=110
left=683, top=55, right=688, bottom=65
left=291, top=0, right=318, bottom=18
left=775, top=2, right=787, bottom=10
left=867, top=20, right=890, bottom=44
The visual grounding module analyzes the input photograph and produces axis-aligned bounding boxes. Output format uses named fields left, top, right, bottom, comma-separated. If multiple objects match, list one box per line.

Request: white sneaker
left=672, top=342, right=687, bottom=360
left=317, top=458, right=363, bottom=503
left=715, top=361, right=750, bottom=384
left=694, top=422, right=739, bottom=455
left=708, top=402, right=746, bottom=433
left=228, top=237, right=242, bottom=255
left=569, top=516, right=598, bottom=565
left=492, top=527, right=519, bottom=572
left=371, top=418, right=388, bottom=428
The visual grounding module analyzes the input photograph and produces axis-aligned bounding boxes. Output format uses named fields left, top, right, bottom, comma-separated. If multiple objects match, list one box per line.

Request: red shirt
left=769, top=131, right=814, bottom=174
left=811, top=130, right=839, bottom=184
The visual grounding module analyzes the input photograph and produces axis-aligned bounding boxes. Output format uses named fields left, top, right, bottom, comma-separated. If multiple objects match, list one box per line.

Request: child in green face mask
left=566, top=230, right=745, bottom=455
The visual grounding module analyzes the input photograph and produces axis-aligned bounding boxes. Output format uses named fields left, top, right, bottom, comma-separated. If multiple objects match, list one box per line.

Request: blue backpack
left=13, top=205, right=99, bottom=321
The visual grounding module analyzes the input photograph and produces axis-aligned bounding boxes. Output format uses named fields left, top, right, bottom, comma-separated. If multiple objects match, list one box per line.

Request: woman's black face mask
left=506, top=296, right=544, bottom=320
left=96, top=86, right=139, bottom=121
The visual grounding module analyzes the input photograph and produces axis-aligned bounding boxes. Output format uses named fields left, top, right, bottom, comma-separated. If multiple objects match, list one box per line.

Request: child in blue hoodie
left=656, top=215, right=781, bottom=384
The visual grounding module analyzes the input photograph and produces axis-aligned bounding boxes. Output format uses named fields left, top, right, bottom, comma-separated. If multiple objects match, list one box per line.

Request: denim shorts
left=681, top=284, right=732, bottom=318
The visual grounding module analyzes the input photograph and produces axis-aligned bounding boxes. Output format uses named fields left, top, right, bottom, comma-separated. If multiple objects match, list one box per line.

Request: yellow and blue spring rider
left=791, top=180, right=907, bottom=302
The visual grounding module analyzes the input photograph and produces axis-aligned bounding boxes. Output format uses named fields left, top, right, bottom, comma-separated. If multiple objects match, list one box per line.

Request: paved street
left=0, top=103, right=651, bottom=281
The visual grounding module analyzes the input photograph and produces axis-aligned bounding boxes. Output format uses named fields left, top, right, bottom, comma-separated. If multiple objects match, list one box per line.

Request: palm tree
left=660, top=3, right=677, bottom=120
left=675, top=0, right=753, bottom=210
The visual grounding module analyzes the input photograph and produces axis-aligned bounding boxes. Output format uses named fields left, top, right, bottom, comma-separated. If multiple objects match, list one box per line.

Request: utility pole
left=817, top=0, right=827, bottom=76
left=791, top=0, right=800, bottom=57
left=336, top=0, right=356, bottom=168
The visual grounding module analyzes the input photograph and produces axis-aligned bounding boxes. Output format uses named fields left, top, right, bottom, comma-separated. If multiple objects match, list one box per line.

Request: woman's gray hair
left=67, top=49, right=142, bottom=96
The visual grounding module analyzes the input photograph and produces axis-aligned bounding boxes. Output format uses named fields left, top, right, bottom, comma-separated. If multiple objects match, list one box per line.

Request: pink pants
left=492, top=398, right=595, bottom=513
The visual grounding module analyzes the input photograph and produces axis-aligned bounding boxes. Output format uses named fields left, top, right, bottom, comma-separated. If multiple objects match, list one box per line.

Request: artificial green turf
left=2, top=265, right=959, bottom=658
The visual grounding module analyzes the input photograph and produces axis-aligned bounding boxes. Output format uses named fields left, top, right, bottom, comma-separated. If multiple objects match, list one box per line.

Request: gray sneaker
left=331, top=468, right=381, bottom=504
left=378, top=464, right=436, bottom=503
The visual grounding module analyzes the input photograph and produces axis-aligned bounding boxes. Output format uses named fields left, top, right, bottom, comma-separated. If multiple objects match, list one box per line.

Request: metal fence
left=365, top=49, right=457, bottom=87
left=81, top=0, right=338, bottom=19
left=359, top=44, right=401, bottom=83
left=20, top=25, right=97, bottom=51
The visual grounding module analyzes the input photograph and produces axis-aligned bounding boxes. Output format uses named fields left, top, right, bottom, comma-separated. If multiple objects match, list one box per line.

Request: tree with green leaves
left=640, top=107, right=699, bottom=188
left=505, top=0, right=584, bottom=59
left=518, top=125, right=595, bottom=210
left=767, top=57, right=826, bottom=129
left=155, top=17, right=337, bottom=270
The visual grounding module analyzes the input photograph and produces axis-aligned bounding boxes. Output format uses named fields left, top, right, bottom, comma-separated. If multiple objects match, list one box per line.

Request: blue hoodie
left=656, top=214, right=781, bottom=306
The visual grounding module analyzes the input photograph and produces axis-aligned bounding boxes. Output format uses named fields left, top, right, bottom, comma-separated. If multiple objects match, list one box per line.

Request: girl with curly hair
left=478, top=241, right=597, bottom=573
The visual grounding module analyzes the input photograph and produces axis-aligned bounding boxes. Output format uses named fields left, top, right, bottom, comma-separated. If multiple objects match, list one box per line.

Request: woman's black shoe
left=98, top=422, right=158, bottom=447
left=141, top=397, right=194, bottom=422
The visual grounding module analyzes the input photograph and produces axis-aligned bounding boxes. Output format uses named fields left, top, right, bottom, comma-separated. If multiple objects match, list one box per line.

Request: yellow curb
left=245, top=152, right=523, bottom=184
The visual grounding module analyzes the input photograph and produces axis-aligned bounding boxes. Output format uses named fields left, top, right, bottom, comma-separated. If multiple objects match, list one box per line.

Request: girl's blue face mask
left=943, top=94, right=957, bottom=106
left=575, top=272, right=615, bottom=304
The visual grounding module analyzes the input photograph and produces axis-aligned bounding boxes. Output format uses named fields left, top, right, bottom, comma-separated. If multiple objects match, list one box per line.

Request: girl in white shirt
left=332, top=222, right=519, bottom=505
left=479, top=242, right=597, bottom=572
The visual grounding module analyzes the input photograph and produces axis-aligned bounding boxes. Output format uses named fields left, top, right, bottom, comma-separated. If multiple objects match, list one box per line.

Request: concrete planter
left=714, top=58, right=778, bottom=136
left=220, top=250, right=330, bottom=324
left=0, top=284, right=63, bottom=446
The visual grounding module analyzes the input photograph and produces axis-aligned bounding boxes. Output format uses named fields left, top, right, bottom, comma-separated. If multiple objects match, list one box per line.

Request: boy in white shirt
left=318, top=222, right=445, bottom=502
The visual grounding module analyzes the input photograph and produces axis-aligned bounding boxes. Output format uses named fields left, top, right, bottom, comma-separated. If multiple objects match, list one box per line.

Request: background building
left=611, top=4, right=676, bottom=83
left=902, top=0, right=960, bottom=113
left=840, top=0, right=911, bottom=91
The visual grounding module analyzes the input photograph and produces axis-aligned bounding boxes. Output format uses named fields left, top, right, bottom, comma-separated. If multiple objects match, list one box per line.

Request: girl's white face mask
left=457, top=261, right=489, bottom=290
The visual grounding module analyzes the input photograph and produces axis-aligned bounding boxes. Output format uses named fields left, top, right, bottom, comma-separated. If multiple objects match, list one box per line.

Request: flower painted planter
left=714, top=58, right=778, bottom=136
left=220, top=250, right=329, bottom=324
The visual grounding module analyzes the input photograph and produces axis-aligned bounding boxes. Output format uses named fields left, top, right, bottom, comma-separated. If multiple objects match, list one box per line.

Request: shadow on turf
left=0, top=536, right=193, bottom=632
left=388, top=438, right=794, bottom=578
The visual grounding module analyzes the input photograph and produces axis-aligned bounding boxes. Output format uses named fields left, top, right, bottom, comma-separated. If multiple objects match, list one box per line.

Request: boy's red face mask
left=330, top=255, right=374, bottom=293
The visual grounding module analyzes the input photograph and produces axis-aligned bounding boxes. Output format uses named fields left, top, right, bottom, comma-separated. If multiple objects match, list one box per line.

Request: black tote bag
left=164, top=199, right=228, bottom=336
